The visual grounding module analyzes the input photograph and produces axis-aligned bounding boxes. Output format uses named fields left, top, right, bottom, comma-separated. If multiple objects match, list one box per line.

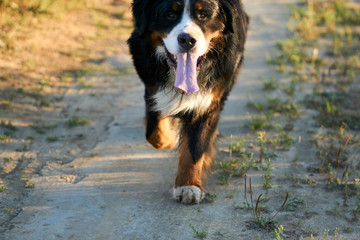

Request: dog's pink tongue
left=174, top=53, right=199, bottom=94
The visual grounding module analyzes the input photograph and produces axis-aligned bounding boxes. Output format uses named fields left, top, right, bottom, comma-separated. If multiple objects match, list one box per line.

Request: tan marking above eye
left=195, top=3, right=203, bottom=10
left=172, top=1, right=181, bottom=11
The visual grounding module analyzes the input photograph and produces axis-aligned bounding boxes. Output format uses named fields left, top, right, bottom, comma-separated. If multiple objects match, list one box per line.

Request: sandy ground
left=1, top=0, right=359, bottom=239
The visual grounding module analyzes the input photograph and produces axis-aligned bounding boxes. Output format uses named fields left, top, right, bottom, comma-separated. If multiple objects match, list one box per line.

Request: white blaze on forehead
left=162, top=0, right=207, bottom=56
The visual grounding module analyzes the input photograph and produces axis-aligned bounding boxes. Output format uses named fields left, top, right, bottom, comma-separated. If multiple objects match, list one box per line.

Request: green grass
left=0, top=185, right=7, bottom=192
left=261, top=159, right=272, bottom=189
left=263, top=77, right=279, bottom=91
left=46, top=136, right=59, bottom=142
left=67, top=116, right=91, bottom=128
left=4, top=157, right=13, bottom=163
left=245, top=114, right=273, bottom=131
left=241, top=176, right=289, bottom=231
left=284, top=197, right=304, bottom=211
left=189, top=224, right=208, bottom=239
left=204, top=192, right=217, bottom=203
left=219, top=151, right=255, bottom=183
left=31, top=122, right=57, bottom=134
left=305, top=90, right=360, bottom=130
left=0, top=101, right=12, bottom=110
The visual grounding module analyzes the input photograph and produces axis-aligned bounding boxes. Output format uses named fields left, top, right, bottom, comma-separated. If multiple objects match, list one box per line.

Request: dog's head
left=132, top=0, right=247, bottom=94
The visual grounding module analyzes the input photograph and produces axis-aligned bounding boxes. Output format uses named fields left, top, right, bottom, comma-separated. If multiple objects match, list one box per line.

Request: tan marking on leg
left=146, top=117, right=177, bottom=150
left=174, top=135, right=213, bottom=189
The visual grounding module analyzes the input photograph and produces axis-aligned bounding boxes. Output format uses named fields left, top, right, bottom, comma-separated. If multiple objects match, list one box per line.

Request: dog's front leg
left=173, top=108, right=221, bottom=204
left=145, top=110, right=177, bottom=150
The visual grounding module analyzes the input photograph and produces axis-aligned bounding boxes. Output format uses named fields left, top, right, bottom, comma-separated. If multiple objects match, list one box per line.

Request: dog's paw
left=173, top=186, right=204, bottom=204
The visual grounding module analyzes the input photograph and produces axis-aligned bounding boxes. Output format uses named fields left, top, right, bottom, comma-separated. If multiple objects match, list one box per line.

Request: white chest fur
left=152, top=89, right=213, bottom=116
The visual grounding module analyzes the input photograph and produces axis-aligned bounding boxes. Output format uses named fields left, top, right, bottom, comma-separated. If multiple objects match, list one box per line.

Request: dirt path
left=2, top=0, right=359, bottom=239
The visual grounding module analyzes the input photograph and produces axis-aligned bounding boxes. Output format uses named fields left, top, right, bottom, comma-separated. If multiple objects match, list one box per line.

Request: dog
left=128, top=0, right=248, bottom=204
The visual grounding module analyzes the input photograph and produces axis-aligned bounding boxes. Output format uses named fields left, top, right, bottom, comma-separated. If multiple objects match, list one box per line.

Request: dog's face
left=151, top=0, right=223, bottom=57
left=133, top=0, right=227, bottom=93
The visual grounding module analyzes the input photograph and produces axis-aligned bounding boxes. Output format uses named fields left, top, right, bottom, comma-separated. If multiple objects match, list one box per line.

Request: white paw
left=173, top=186, right=204, bottom=204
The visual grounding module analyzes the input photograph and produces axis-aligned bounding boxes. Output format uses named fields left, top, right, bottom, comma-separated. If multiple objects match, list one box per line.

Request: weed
left=0, top=134, right=10, bottom=141
left=0, top=120, right=16, bottom=131
left=46, top=136, right=59, bottom=142
left=273, top=225, right=284, bottom=240
left=261, top=159, right=272, bottom=189
left=22, top=178, right=35, bottom=188
left=263, top=77, right=279, bottom=91
left=204, top=192, right=217, bottom=203
left=67, top=116, right=91, bottom=128
left=4, top=208, right=13, bottom=213
left=302, top=223, right=316, bottom=235
left=25, top=183, right=35, bottom=188
left=242, top=175, right=289, bottom=231
left=284, top=197, right=304, bottom=211
left=79, top=79, right=94, bottom=88
left=0, top=185, right=7, bottom=192
left=31, top=123, right=57, bottom=134
left=225, top=192, right=235, bottom=199
left=248, top=96, right=300, bottom=118
left=284, top=82, right=296, bottom=96
left=189, top=224, right=208, bottom=239
left=245, top=115, right=273, bottom=131
left=0, top=100, right=12, bottom=110
left=15, top=145, right=28, bottom=152
left=334, top=227, right=340, bottom=240
left=4, top=157, right=13, bottom=163
left=258, top=131, right=267, bottom=162
left=229, top=140, right=246, bottom=153
left=27, top=136, right=35, bottom=140
left=219, top=151, right=255, bottom=182
left=270, top=130, right=294, bottom=150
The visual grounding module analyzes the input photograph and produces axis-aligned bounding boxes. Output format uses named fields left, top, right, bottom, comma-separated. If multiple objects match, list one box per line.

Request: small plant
left=258, top=131, right=266, bottom=162
left=0, top=120, right=16, bottom=131
left=4, top=157, right=13, bottom=163
left=261, top=159, right=272, bottom=189
left=263, top=77, right=279, bottom=91
left=189, top=224, right=208, bottom=239
left=245, top=115, right=271, bottom=131
left=0, top=100, right=12, bottom=110
left=273, top=225, right=284, bottom=240
left=67, top=116, right=91, bottom=128
left=27, top=136, right=35, bottom=140
left=284, top=197, right=304, bottom=211
left=31, top=123, right=57, bottom=134
left=242, top=175, right=289, bottom=230
left=0, top=134, right=10, bottom=141
left=303, top=223, right=316, bottom=235
left=219, top=151, right=255, bottom=183
left=25, top=183, right=35, bottom=189
left=226, top=192, right=235, bottom=199
left=0, top=185, right=7, bottom=192
left=46, top=136, right=59, bottom=142
left=229, top=140, right=246, bottom=153
left=334, top=227, right=340, bottom=240
left=204, top=192, right=217, bottom=203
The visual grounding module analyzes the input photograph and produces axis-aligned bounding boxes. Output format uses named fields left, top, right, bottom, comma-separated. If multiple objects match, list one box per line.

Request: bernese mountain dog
left=128, top=0, right=249, bottom=204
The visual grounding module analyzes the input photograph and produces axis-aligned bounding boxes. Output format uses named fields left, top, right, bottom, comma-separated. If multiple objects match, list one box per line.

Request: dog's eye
left=167, top=11, right=177, bottom=20
left=198, top=12, right=207, bottom=20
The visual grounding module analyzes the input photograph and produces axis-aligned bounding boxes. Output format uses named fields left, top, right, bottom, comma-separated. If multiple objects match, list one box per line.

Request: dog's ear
left=220, top=0, right=235, bottom=33
left=221, top=0, right=249, bottom=35
left=132, top=0, right=152, bottom=36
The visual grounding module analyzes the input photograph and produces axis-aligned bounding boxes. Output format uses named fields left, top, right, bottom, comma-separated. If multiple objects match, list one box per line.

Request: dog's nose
left=177, top=33, right=197, bottom=51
